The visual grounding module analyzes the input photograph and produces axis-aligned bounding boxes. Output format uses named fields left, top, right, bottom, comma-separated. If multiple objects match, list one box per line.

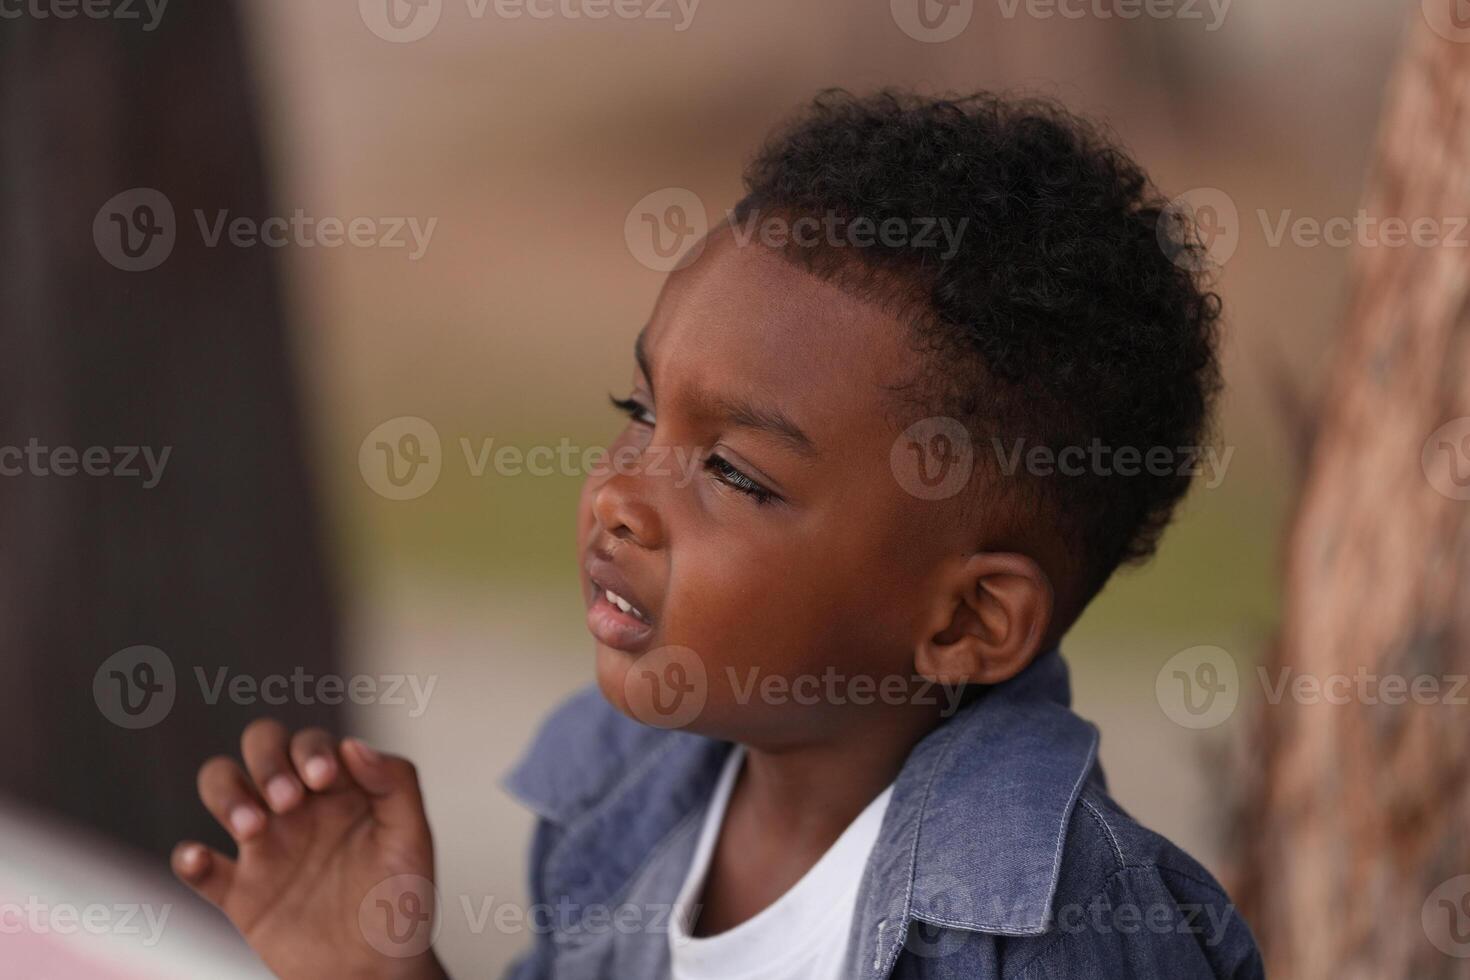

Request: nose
left=590, top=468, right=665, bottom=551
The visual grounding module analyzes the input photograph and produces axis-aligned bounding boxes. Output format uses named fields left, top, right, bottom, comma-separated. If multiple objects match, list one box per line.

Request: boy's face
left=578, top=231, right=965, bottom=746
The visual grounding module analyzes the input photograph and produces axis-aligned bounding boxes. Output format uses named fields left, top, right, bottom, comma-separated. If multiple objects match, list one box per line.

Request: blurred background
left=0, top=0, right=1458, bottom=976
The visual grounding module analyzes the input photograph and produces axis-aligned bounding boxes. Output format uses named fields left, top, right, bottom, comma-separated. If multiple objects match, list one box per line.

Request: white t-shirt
left=669, top=746, right=895, bottom=980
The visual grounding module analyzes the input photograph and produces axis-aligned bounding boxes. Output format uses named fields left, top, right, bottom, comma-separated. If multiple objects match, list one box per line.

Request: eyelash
left=705, top=453, right=776, bottom=506
left=608, top=394, right=653, bottom=426
left=608, top=393, right=778, bottom=506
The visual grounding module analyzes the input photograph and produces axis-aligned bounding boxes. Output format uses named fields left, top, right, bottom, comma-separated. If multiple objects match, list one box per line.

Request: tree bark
left=0, top=3, right=341, bottom=859
left=1236, top=11, right=1470, bottom=979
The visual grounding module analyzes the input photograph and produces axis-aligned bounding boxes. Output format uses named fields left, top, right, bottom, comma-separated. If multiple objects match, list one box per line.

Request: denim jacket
left=501, top=649, right=1265, bottom=979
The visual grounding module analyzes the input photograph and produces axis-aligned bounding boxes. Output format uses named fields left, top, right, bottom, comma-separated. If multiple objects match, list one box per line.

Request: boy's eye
left=705, top=453, right=777, bottom=506
left=607, top=394, right=777, bottom=506
left=609, top=393, right=654, bottom=426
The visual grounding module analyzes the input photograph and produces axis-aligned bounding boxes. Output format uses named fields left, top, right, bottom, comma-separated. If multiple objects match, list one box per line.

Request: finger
left=197, top=755, right=269, bottom=843
left=171, top=841, right=235, bottom=909
left=240, top=717, right=303, bottom=814
left=340, top=738, right=430, bottom=836
left=289, top=727, right=350, bottom=793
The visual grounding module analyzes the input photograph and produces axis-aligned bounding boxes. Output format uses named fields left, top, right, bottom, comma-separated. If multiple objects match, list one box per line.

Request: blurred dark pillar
left=0, top=2, right=341, bottom=858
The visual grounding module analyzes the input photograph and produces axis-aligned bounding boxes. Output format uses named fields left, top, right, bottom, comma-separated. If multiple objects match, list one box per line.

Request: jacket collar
left=854, top=646, right=1099, bottom=977
left=503, top=647, right=1098, bottom=960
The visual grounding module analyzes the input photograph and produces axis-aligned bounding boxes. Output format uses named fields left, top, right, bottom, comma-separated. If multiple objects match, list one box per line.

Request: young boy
left=172, top=91, right=1264, bottom=979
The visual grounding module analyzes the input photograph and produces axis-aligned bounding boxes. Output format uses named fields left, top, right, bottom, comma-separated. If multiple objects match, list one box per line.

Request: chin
left=593, top=642, right=635, bottom=716
left=592, top=637, right=727, bottom=734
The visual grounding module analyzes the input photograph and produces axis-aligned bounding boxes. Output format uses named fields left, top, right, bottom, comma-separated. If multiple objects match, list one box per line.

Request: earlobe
left=915, top=553, right=1053, bottom=687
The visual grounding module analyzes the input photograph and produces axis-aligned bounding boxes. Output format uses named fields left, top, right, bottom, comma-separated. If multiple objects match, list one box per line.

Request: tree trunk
left=0, top=3, right=341, bottom=860
left=1236, top=11, right=1470, bottom=979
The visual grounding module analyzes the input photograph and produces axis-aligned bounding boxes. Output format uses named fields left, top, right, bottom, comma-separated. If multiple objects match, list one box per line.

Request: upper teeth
left=605, top=589, right=643, bottom=619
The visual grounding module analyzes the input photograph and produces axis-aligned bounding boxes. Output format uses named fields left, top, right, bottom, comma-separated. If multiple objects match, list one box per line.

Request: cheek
left=662, top=534, right=845, bottom=680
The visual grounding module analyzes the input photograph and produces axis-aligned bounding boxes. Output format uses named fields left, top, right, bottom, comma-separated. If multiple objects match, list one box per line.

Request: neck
left=733, top=706, right=945, bottom=848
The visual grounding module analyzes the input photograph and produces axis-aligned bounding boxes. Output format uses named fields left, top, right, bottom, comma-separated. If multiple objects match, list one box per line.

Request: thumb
left=340, top=738, right=431, bottom=838
left=171, top=841, right=235, bottom=910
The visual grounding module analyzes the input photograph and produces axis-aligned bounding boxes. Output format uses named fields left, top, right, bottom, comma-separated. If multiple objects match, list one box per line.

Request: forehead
left=642, top=233, right=923, bottom=437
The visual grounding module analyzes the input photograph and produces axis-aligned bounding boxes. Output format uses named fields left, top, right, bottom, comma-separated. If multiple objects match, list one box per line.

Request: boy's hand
left=172, top=719, right=447, bottom=980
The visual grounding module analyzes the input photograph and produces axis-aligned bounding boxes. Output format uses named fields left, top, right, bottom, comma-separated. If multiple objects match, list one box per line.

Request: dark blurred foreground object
left=1236, top=8, right=1470, bottom=977
left=0, top=3, right=340, bottom=858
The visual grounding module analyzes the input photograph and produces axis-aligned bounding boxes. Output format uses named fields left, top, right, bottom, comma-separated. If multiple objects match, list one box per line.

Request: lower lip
left=586, top=593, right=655, bottom=653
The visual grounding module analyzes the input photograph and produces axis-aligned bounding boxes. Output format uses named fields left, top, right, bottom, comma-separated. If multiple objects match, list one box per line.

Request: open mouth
left=597, top=585, right=651, bottom=624
left=584, top=555, right=657, bottom=653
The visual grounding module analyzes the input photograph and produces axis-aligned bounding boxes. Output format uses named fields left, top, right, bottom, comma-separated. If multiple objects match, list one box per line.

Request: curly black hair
left=734, top=89, right=1222, bottom=609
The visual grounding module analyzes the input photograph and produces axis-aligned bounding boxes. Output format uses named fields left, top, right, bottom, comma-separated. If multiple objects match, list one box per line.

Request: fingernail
left=182, top=844, right=206, bottom=871
left=303, top=756, right=334, bottom=788
left=230, top=805, right=264, bottom=839
left=349, top=739, right=381, bottom=764
left=266, top=775, right=300, bottom=811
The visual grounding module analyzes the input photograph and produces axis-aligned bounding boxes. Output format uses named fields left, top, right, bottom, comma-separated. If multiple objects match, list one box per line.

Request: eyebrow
left=634, top=329, right=819, bottom=459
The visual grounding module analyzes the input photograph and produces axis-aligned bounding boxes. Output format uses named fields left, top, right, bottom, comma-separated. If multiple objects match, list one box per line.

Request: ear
left=914, top=553, right=1053, bottom=686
